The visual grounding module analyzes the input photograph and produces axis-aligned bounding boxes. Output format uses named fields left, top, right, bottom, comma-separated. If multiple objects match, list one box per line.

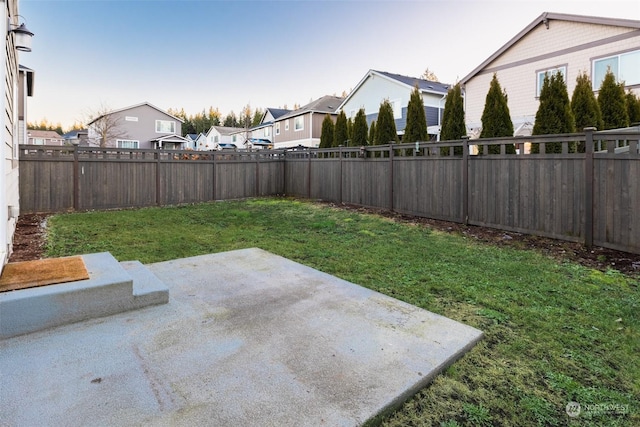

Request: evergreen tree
left=368, top=120, right=376, bottom=145
left=532, top=71, right=576, bottom=153
left=480, top=74, right=515, bottom=154
left=333, top=110, right=348, bottom=147
left=598, top=70, right=629, bottom=130
left=571, top=72, right=603, bottom=131
left=223, top=111, right=239, bottom=127
left=346, top=118, right=353, bottom=145
left=625, top=91, right=640, bottom=125
left=352, top=108, right=369, bottom=146
left=403, top=85, right=428, bottom=143
left=319, top=114, right=334, bottom=148
left=440, top=83, right=466, bottom=155
left=571, top=72, right=602, bottom=152
left=375, top=99, right=398, bottom=145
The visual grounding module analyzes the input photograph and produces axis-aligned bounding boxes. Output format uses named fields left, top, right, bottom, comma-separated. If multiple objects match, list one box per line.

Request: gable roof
left=62, top=129, right=88, bottom=139
left=87, top=102, right=184, bottom=126
left=460, top=12, right=640, bottom=85
left=207, top=125, right=245, bottom=137
left=27, top=129, right=63, bottom=139
left=277, top=95, right=344, bottom=121
left=338, top=69, right=449, bottom=112
left=263, top=108, right=290, bottom=122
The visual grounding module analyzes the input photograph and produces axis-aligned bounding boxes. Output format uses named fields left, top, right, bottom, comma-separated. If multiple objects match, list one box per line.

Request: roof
left=150, top=133, right=191, bottom=144
left=87, top=102, right=184, bottom=126
left=208, top=126, right=245, bottom=136
left=62, top=129, right=88, bottom=139
left=264, top=108, right=291, bottom=121
left=277, top=95, right=344, bottom=121
left=26, top=129, right=63, bottom=139
left=460, top=12, right=640, bottom=85
left=338, top=70, right=449, bottom=112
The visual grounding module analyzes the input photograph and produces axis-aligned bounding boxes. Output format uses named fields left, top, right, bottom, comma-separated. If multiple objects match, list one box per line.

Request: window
left=125, top=116, right=138, bottom=122
left=285, top=120, right=290, bottom=131
left=593, top=49, right=640, bottom=90
left=155, top=120, right=176, bottom=133
left=264, top=127, right=271, bottom=137
left=294, top=116, right=304, bottom=131
left=276, top=123, right=280, bottom=135
left=117, top=140, right=139, bottom=149
left=214, top=135, right=219, bottom=143
left=350, top=109, right=356, bottom=119
left=33, top=138, right=44, bottom=145
left=536, top=66, right=566, bottom=97
left=232, top=135, right=237, bottom=142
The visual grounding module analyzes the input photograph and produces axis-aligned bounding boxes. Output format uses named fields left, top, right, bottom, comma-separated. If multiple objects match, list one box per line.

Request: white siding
left=464, top=20, right=640, bottom=132
left=2, top=0, right=21, bottom=271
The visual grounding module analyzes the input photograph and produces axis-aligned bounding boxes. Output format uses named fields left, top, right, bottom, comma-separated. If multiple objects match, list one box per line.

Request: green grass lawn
left=46, top=198, right=639, bottom=426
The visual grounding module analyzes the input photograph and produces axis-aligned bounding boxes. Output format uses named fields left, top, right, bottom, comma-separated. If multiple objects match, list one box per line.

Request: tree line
left=319, top=69, right=640, bottom=152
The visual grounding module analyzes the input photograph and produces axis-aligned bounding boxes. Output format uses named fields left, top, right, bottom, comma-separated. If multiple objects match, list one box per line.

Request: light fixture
left=8, top=16, right=34, bottom=52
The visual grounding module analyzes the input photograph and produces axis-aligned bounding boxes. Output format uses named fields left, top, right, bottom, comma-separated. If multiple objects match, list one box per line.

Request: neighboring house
left=251, top=108, right=290, bottom=145
left=203, top=125, right=245, bottom=150
left=461, top=12, right=640, bottom=137
left=62, top=129, right=89, bottom=145
left=338, top=70, right=450, bottom=141
left=87, top=102, right=190, bottom=149
left=26, top=129, right=64, bottom=145
left=185, top=133, right=206, bottom=150
left=272, top=95, right=343, bottom=149
left=2, top=0, right=34, bottom=272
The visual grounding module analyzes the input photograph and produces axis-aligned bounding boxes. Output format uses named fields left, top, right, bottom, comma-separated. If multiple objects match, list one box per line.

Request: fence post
left=462, top=136, right=470, bottom=225
left=307, top=149, right=312, bottom=199
left=255, top=151, right=260, bottom=197
left=389, top=143, right=394, bottom=211
left=584, top=127, right=595, bottom=249
left=339, top=145, right=343, bottom=204
left=156, top=148, right=161, bottom=206
left=73, top=145, right=79, bottom=211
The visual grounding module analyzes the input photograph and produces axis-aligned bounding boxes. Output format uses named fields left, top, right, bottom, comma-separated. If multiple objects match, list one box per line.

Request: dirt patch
left=8, top=213, right=48, bottom=262
left=8, top=209, right=640, bottom=278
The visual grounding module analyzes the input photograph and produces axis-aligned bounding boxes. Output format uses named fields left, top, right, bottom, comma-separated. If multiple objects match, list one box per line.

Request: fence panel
left=309, top=159, right=341, bottom=201
left=393, top=157, right=464, bottom=222
left=19, top=153, right=73, bottom=212
left=79, top=159, right=157, bottom=210
left=468, top=155, right=585, bottom=241
left=341, top=158, right=390, bottom=209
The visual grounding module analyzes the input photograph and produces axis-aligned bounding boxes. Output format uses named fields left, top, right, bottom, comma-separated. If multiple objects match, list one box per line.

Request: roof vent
left=428, top=85, right=433, bottom=89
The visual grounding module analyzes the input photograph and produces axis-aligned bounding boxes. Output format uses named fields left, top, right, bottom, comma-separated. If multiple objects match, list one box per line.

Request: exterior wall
left=26, top=132, right=64, bottom=145
left=464, top=20, right=640, bottom=132
left=204, top=127, right=245, bottom=150
left=2, top=0, right=21, bottom=271
left=273, top=112, right=321, bottom=149
left=88, top=104, right=182, bottom=149
left=340, top=74, right=446, bottom=135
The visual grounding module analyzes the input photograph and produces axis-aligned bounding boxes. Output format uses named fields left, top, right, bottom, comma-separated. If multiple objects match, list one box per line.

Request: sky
left=20, top=0, right=640, bottom=130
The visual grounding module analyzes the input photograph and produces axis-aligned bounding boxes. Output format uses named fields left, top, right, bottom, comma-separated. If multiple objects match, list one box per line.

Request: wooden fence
left=19, top=128, right=640, bottom=254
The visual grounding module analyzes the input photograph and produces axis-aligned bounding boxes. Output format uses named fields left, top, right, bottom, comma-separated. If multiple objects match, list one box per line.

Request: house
left=2, top=0, right=34, bottom=272
left=272, top=96, right=343, bottom=149
left=26, top=129, right=64, bottom=145
left=185, top=133, right=206, bottom=150
left=62, top=129, right=89, bottom=145
left=460, top=12, right=640, bottom=137
left=86, top=102, right=190, bottom=149
left=338, top=70, right=450, bottom=141
left=203, top=125, right=245, bottom=150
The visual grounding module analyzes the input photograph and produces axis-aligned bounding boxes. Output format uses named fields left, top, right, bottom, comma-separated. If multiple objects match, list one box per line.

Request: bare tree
left=420, top=68, right=440, bottom=82
left=85, top=103, right=128, bottom=147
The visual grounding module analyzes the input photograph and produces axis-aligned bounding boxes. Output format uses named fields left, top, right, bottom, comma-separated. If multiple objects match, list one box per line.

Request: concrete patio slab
left=0, top=248, right=482, bottom=426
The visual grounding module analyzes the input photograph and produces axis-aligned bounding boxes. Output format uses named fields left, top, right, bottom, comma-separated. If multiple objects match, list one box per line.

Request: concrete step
left=0, top=252, right=169, bottom=339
